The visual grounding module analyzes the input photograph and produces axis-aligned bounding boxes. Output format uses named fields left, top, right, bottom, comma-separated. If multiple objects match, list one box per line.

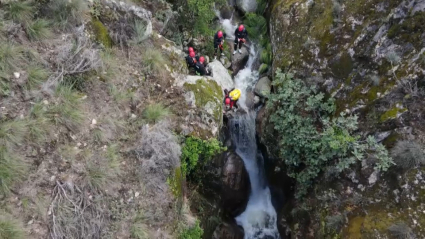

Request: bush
left=267, top=69, right=393, bottom=197
left=243, top=13, right=267, bottom=42
left=142, top=103, right=171, bottom=124
left=5, top=0, right=34, bottom=23
left=48, top=0, right=88, bottom=30
left=391, top=140, right=425, bottom=169
left=25, top=19, right=52, bottom=40
left=181, top=136, right=225, bottom=178
left=0, top=215, right=26, bottom=239
left=178, top=220, right=203, bottom=239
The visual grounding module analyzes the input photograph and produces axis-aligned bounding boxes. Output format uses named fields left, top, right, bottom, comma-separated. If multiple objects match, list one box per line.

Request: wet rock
left=221, top=151, right=249, bottom=217
left=256, top=107, right=267, bottom=137
left=220, top=56, right=232, bottom=69
left=254, top=76, right=271, bottom=98
left=245, top=91, right=256, bottom=109
left=231, top=47, right=249, bottom=75
left=236, top=0, right=257, bottom=13
left=212, top=223, right=244, bottom=239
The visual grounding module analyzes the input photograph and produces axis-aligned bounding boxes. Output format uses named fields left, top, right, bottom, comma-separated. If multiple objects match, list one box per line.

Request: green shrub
left=48, top=0, right=88, bottom=30
left=178, top=220, right=203, bottom=239
left=25, top=19, right=52, bottom=40
left=267, top=69, right=393, bottom=197
left=391, top=140, right=425, bottom=169
left=243, top=13, right=267, bottom=42
left=181, top=136, right=225, bottom=177
left=5, top=1, right=34, bottom=23
left=0, top=215, right=26, bottom=239
left=142, top=103, right=171, bottom=124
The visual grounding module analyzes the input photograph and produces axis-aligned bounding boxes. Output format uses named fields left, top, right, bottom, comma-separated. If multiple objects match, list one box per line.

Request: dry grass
left=47, top=0, right=88, bottom=30
left=0, top=146, right=28, bottom=195
left=26, top=65, right=50, bottom=90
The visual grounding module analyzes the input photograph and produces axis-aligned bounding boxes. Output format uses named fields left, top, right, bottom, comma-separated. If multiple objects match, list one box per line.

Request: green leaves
left=267, top=69, right=393, bottom=198
left=181, top=136, right=225, bottom=178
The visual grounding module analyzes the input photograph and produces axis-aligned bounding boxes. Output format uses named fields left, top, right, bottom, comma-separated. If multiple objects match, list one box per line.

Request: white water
left=219, top=7, right=280, bottom=239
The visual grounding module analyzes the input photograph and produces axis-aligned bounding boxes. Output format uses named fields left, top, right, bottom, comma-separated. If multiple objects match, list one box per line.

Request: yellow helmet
left=229, top=89, right=241, bottom=101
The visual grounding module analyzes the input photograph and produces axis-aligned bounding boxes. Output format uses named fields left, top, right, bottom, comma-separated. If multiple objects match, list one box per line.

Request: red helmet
left=238, top=25, right=244, bottom=32
left=217, top=31, right=223, bottom=38
left=225, top=98, right=231, bottom=105
left=188, top=47, right=194, bottom=53
left=199, top=56, right=205, bottom=64
left=189, top=51, right=195, bottom=58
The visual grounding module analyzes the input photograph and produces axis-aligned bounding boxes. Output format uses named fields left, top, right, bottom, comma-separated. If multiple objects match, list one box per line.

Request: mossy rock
left=184, top=78, right=223, bottom=122
left=380, top=105, right=407, bottom=122
left=91, top=18, right=113, bottom=48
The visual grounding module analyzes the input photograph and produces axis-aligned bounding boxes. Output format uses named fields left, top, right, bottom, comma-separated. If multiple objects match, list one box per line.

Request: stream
left=218, top=5, right=280, bottom=239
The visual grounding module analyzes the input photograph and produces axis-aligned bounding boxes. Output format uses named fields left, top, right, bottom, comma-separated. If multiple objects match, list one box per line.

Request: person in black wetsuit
left=194, top=56, right=210, bottom=76
left=185, top=50, right=199, bottom=74
left=233, top=25, right=248, bottom=55
left=213, top=30, right=226, bottom=59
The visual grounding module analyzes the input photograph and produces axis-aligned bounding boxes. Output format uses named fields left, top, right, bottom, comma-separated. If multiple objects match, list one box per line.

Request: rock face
left=230, top=46, right=250, bottom=75
left=269, top=0, right=425, bottom=237
left=254, top=76, right=271, bottom=98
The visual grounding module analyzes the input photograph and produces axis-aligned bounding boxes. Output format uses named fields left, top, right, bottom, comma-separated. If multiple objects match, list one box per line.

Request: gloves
left=242, top=39, right=246, bottom=43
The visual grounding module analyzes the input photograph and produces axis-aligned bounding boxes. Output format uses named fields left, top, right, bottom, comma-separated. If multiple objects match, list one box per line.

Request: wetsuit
left=214, top=31, right=226, bottom=56
left=224, top=88, right=238, bottom=109
left=234, top=28, right=248, bottom=51
left=186, top=55, right=199, bottom=74
left=195, top=61, right=209, bottom=76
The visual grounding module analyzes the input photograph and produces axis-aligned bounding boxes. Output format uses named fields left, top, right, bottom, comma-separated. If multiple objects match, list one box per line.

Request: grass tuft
left=0, top=214, right=26, bottom=239
left=48, top=0, right=88, bottom=30
left=130, top=223, right=149, bottom=239
left=47, top=85, right=84, bottom=131
left=5, top=1, right=34, bottom=23
left=143, top=49, right=167, bottom=75
left=132, top=20, right=148, bottom=45
left=0, top=146, right=28, bottom=195
left=0, top=120, right=28, bottom=146
left=25, top=19, right=52, bottom=40
left=391, top=140, right=425, bottom=169
left=27, top=65, right=49, bottom=90
left=142, top=103, right=171, bottom=124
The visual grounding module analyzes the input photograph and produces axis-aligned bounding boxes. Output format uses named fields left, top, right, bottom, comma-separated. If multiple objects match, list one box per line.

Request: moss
left=91, top=18, right=113, bottom=48
left=380, top=105, right=407, bottom=122
left=167, top=167, right=184, bottom=198
left=382, top=132, right=400, bottom=148
left=183, top=78, right=223, bottom=122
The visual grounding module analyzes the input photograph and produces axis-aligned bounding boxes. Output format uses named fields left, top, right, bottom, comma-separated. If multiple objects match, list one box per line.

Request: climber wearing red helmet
left=233, top=25, right=248, bottom=55
left=195, top=56, right=210, bottom=76
left=186, top=50, right=199, bottom=74
left=223, top=88, right=238, bottom=111
left=213, top=30, right=226, bottom=59
left=188, top=47, right=194, bottom=53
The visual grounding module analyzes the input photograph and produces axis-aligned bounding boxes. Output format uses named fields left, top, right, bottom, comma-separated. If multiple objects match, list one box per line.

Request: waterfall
left=219, top=8, right=280, bottom=239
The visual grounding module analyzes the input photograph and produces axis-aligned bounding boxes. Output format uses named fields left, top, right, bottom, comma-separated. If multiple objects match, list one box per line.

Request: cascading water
left=218, top=6, right=280, bottom=239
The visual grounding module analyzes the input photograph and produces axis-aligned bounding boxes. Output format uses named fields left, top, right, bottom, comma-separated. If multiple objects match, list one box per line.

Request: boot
left=238, top=49, right=242, bottom=53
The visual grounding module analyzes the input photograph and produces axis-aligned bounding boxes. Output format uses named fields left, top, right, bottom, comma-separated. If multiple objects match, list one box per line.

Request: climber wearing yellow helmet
left=224, top=88, right=241, bottom=111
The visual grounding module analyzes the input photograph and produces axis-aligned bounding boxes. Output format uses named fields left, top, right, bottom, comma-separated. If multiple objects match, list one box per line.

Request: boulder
left=221, top=151, right=249, bottom=217
left=230, top=47, right=249, bottom=75
left=254, top=76, right=271, bottom=98
left=220, top=56, right=232, bottom=69
left=212, top=223, right=244, bottom=239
